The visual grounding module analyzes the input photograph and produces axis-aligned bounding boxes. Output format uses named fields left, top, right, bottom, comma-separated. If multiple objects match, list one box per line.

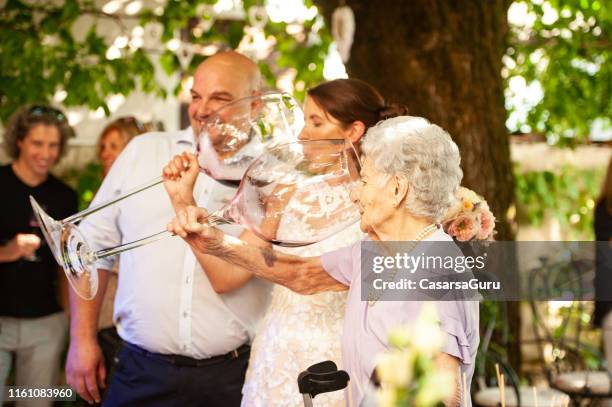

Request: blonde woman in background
left=98, top=117, right=147, bottom=176
left=94, top=117, right=147, bottom=391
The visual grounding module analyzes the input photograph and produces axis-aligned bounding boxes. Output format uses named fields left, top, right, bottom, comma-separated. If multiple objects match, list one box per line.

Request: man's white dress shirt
left=79, top=128, right=270, bottom=358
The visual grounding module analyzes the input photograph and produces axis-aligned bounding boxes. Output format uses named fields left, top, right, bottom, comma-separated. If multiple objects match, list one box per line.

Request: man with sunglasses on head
left=66, top=51, right=269, bottom=406
left=0, top=105, right=78, bottom=406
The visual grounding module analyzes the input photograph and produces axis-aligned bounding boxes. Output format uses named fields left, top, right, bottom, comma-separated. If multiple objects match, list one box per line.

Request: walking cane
left=298, top=360, right=350, bottom=407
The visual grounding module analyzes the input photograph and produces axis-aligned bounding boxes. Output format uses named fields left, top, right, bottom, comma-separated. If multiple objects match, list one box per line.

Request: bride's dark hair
left=307, top=79, right=408, bottom=132
left=377, top=103, right=410, bottom=120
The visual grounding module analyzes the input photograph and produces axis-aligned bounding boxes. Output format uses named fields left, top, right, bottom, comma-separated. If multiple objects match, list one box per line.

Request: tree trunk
left=315, top=0, right=520, bottom=367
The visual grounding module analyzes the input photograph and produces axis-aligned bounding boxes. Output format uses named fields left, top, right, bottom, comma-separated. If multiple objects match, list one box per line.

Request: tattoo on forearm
left=260, top=247, right=277, bottom=267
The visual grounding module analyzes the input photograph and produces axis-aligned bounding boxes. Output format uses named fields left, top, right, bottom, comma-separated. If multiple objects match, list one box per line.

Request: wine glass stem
left=93, top=210, right=229, bottom=261
left=63, top=176, right=164, bottom=224
left=95, top=230, right=172, bottom=260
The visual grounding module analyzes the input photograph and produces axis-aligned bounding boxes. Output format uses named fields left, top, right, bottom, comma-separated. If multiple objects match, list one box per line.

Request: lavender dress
left=321, top=228, right=480, bottom=406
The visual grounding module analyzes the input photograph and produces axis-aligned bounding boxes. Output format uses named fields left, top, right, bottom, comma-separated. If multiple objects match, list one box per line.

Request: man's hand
left=0, top=234, right=41, bottom=262
left=65, top=337, right=106, bottom=405
left=167, top=206, right=225, bottom=253
left=162, top=152, right=199, bottom=211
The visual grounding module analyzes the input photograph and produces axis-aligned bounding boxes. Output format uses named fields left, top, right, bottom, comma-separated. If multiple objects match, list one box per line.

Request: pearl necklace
left=367, top=223, right=439, bottom=307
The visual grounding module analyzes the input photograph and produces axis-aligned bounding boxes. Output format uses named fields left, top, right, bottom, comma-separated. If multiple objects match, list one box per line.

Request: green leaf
left=62, top=0, right=80, bottom=21
left=159, top=51, right=177, bottom=76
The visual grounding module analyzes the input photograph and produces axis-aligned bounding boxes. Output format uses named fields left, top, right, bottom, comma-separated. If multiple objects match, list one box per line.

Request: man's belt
left=123, top=341, right=250, bottom=367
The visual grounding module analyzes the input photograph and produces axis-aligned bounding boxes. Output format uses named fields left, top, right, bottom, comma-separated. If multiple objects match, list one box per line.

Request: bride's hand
left=162, top=152, right=199, bottom=211
left=167, top=206, right=225, bottom=252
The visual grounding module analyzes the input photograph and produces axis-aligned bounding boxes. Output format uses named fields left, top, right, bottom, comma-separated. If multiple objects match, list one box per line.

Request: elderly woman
left=168, top=116, right=480, bottom=406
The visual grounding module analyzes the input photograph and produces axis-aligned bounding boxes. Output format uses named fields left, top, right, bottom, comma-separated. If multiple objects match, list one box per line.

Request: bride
left=164, top=79, right=406, bottom=406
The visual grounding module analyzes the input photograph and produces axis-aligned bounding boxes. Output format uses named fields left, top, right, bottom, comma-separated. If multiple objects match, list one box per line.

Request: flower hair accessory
left=443, top=187, right=496, bottom=242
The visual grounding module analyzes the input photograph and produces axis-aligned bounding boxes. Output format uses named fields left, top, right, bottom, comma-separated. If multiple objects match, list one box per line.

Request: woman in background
left=94, top=117, right=147, bottom=389
left=98, top=117, right=146, bottom=176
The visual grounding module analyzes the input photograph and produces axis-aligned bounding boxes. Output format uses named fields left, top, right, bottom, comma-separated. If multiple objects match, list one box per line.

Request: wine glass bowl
left=29, top=196, right=98, bottom=299
left=196, top=93, right=303, bottom=181
left=216, top=139, right=362, bottom=247
left=59, top=223, right=98, bottom=300
left=29, top=196, right=64, bottom=267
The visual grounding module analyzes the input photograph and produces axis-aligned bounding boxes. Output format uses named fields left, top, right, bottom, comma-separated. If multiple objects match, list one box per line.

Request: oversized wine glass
left=32, top=139, right=361, bottom=300
left=30, top=92, right=303, bottom=299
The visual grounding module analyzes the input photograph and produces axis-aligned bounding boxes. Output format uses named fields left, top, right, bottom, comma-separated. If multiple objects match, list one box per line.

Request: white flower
left=415, top=370, right=455, bottom=406
left=376, top=349, right=414, bottom=387
left=377, top=386, right=398, bottom=407
left=411, top=304, right=444, bottom=354
left=388, top=325, right=413, bottom=348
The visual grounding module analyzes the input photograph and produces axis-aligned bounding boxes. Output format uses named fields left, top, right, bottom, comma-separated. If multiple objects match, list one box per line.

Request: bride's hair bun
left=378, top=103, right=409, bottom=120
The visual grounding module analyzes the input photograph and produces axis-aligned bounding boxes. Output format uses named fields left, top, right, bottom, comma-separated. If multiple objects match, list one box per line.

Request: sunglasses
left=29, top=105, right=67, bottom=122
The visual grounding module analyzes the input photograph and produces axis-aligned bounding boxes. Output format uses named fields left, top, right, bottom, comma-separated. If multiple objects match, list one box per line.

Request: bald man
left=66, top=52, right=269, bottom=407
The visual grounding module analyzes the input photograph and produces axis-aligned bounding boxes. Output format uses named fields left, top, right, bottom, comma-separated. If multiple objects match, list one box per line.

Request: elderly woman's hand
left=162, top=152, right=199, bottom=211
left=167, top=205, right=225, bottom=253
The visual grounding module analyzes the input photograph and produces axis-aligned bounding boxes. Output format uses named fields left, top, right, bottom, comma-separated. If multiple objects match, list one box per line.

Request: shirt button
left=185, top=276, right=191, bottom=284
left=183, top=311, right=188, bottom=318
left=182, top=345, right=187, bottom=351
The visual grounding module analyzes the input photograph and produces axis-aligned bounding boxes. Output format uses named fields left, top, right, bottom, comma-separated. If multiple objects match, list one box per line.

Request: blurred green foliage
left=1, top=0, right=608, bottom=147
left=0, top=0, right=166, bottom=120
left=514, top=164, right=605, bottom=238
left=507, top=0, right=611, bottom=145
left=554, top=303, right=602, bottom=369
left=0, top=0, right=331, bottom=122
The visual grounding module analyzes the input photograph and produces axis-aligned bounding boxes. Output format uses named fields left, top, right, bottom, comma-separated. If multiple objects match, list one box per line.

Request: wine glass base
left=59, top=223, right=99, bottom=300
left=29, top=196, right=64, bottom=267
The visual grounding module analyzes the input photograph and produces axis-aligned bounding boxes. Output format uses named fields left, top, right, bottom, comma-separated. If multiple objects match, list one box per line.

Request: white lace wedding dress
left=241, top=183, right=363, bottom=407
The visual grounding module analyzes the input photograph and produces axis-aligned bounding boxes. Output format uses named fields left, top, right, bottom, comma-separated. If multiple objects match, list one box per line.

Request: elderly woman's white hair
left=361, top=116, right=463, bottom=222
